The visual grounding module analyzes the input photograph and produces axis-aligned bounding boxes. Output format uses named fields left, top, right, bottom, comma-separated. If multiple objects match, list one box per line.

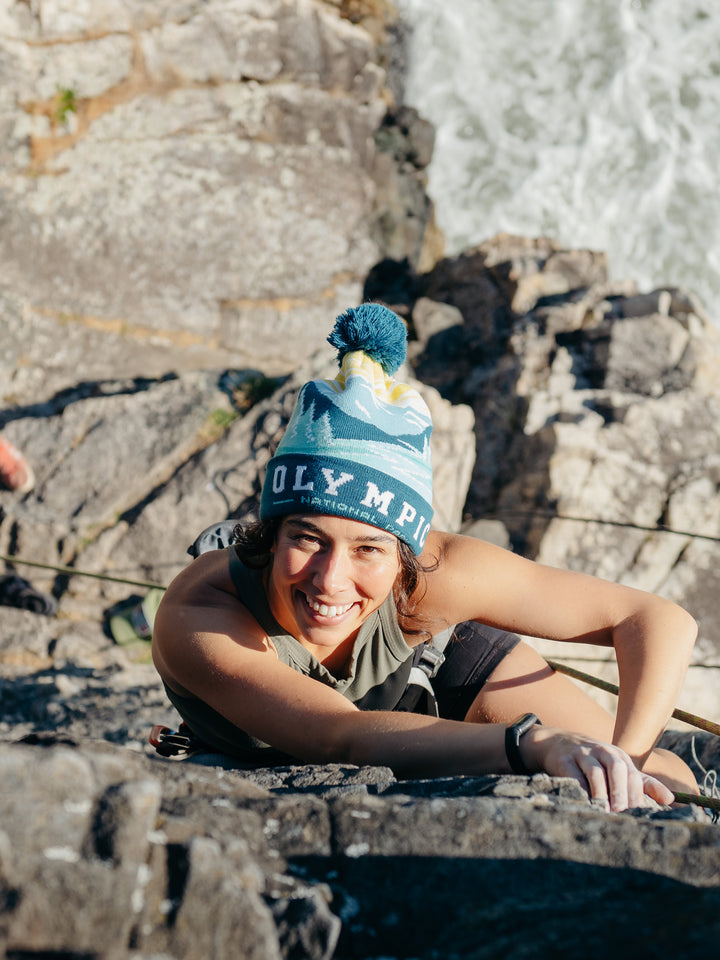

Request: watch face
left=513, top=713, right=540, bottom=734
left=506, top=713, right=540, bottom=775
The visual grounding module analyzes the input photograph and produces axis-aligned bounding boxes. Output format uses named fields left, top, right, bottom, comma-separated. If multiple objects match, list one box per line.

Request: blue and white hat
left=260, top=303, right=434, bottom=554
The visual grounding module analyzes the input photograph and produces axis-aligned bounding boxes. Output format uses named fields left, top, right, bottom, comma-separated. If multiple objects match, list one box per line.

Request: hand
left=523, top=727, right=675, bottom=812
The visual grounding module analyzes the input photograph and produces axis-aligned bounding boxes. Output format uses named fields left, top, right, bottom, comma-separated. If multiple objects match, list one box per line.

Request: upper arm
left=151, top=555, right=359, bottom=762
left=418, top=531, right=681, bottom=645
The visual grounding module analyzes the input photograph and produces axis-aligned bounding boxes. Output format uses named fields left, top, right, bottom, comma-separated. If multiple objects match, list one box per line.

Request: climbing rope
left=548, top=658, right=720, bottom=817
left=489, top=508, right=720, bottom=544
left=547, top=660, right=720, bottom=737
left=0, top=552, right=165, bottom=591
left=690, top=737, right=720, bottom=821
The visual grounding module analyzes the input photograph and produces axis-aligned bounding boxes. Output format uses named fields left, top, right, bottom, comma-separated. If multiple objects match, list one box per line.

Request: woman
left=152, top=304, right=697, bottom=812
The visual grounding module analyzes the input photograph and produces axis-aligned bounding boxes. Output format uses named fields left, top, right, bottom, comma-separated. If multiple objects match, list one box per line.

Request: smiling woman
left=266, top=515, right=401, bottom=665
left=152, top=303, right=699, bottom=812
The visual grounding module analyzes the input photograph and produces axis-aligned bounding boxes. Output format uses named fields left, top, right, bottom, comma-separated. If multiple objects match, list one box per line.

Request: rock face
left=0, top=0, right=436, bottom=393
left=3, top=229, right=720, bottom=955
left=2, top=597, right=719, bottom=957
left=0, top=736, right=718, bottom=960
left=2, top=2, right=720, bottom=957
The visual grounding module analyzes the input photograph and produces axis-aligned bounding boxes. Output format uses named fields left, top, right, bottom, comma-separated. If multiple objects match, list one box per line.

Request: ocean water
left=397, top=0, right=720, bottom=322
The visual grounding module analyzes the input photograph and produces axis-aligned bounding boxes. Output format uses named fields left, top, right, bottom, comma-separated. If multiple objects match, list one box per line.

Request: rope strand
left=489, top=508, right=720, bottom=544
left=0, top=552, right=165, bottom=591
left=547, top=659, right=720, bottom=737
left=671, top=792, right=720, bottom=816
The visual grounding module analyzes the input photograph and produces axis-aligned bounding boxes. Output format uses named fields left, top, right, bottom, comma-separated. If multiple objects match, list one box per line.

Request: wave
left=398, top=0, right=720, bottom=324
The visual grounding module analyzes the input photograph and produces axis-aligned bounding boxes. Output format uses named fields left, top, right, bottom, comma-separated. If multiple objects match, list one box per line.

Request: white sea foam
left=398, top=0, right=720, bottom=322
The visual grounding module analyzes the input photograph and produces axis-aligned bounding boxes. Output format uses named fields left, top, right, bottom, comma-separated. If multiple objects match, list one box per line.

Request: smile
left=304, top=594, right=355, bottom=618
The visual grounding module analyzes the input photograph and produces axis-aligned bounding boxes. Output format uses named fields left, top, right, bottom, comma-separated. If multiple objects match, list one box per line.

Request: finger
left=593, top=747, right=635, bottom=811
left=606, top=751, right=648, bottom=812
left=556, top=756, right=607, bottom=806
left=621, top=762, right=647, bottom=810
left=576, top=753, right=613, bottom=808
left=577, top=746, right=636, bottom=812
left=641, top=773, right=675, bottom=807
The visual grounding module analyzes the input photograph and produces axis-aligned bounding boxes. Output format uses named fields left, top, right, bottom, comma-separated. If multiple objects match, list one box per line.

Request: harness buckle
left=149, top=723, right=194, bottom=757
left=416, top=643, right=446, bottom=679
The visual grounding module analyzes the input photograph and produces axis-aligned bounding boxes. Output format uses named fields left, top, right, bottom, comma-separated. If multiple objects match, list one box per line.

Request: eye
left=291, top=533, right=321, bottom=547
left=357, top=544, right=385, bottom=557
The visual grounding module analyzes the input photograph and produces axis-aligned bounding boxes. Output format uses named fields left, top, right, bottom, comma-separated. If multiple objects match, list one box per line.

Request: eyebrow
left=285, top=518, right=396, bottom=544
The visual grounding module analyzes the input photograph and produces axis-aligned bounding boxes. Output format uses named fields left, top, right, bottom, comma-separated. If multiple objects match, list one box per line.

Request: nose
left=312, top=547, right=351, bottom=595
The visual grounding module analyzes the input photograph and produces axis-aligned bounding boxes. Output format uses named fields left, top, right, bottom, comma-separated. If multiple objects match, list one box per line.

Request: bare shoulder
left=160, top=548, right=236, bottom=606
left=421, top=529, right=505, bottom=568
left=152, top=549, right=272, bottom=694
left=419, top=529, right=524, bottom=588
left=416, top=530, right=525, bottom=624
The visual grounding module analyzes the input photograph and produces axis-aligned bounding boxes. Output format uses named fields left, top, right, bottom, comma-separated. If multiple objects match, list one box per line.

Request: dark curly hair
left=231, top=518, right=437, bottom=639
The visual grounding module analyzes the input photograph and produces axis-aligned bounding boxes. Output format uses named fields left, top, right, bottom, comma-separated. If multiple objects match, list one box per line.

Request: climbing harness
left=148, top=723, right=200, bottom=757
left=397, top=626, right=454, bottom=716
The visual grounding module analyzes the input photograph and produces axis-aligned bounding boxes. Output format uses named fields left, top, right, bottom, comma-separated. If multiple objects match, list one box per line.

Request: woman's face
left=267, top=514, right=401, bottom=661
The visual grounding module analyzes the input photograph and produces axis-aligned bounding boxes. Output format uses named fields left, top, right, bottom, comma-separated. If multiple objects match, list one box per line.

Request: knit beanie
left=260, top=303, right=434, bottom=554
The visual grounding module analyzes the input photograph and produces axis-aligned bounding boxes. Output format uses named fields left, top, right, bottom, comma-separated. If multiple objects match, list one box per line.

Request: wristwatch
left=505, top=712, right=542, bottom=775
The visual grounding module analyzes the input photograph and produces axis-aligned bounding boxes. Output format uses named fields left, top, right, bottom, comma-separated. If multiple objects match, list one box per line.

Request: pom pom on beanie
left=328, top=303, right=407, bottom=375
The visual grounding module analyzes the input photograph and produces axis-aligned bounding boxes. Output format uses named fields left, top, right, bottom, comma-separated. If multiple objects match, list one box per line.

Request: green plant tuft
left=53, top=86, right=77, bottom=125
left=200, top=407, right=240, bottom=443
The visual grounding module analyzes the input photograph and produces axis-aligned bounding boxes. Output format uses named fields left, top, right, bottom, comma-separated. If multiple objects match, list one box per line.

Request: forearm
left=326, top=710, right=511, bottom=779
left=611, top=599, right=697, bottom=765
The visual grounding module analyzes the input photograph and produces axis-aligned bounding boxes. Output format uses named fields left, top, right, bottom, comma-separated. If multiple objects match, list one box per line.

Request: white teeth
left=306, top=596, right=352, bottom=617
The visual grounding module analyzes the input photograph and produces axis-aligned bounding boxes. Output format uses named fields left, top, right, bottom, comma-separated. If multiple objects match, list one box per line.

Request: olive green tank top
left=162, top=546, right=415, bottom=761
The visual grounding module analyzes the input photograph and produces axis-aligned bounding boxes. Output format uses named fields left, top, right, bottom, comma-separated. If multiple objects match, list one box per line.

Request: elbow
left=615, top=596, right=698, bottom=663
left=285, top=712, right=362, bottom=767
left=661, top=598, right=698, bottom=661
left=323, top=713, right=366, bottom=766
left=685, top=609, right=698, bottom=644
left=670, top=600, right=698, bottom=644
left=317, top=712, right=385, bottom=769
left=681, top=608, right=698, bottom=655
